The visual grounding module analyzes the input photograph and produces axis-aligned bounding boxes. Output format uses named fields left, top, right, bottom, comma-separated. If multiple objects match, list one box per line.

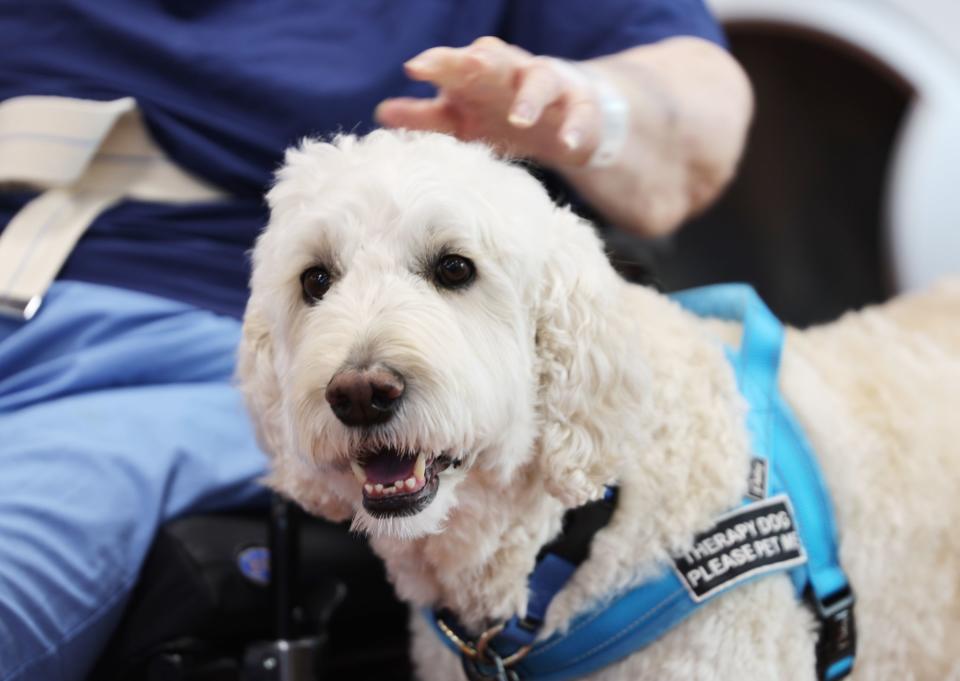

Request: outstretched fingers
left=404, top=39, right=517, bottom=95
left=384, top=37, right=607, bottom=166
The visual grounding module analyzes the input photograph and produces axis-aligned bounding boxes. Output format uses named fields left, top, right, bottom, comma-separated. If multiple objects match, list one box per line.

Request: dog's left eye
left=435, top=254, right=476, bottom=289
left=301, top=266, right=332, bottom=302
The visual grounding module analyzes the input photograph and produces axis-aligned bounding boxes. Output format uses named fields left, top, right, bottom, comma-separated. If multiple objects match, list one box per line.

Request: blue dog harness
left=430, top=284, right=856, bottom=681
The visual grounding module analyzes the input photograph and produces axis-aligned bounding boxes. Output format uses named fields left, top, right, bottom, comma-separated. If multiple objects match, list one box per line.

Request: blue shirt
left=0, top=0, right=726, bottom=318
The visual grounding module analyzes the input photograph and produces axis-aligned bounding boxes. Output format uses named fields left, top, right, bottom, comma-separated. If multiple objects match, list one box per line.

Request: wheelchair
left=92, top=496, right=413, bottom=681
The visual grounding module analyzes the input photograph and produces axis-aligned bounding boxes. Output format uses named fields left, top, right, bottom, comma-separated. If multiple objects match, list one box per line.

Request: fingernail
left=508, top=102, right=536, bottom=127
left=562, top=129, right=582, bottom=151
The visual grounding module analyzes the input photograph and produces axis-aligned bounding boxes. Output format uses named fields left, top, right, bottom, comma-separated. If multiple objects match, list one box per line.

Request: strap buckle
left=0, top=294, right=42, bottom=321
left=807, top=585, right=856, bottom=680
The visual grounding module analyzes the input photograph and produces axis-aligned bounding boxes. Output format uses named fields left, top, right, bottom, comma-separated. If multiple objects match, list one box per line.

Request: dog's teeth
left=351, top=461, right=367, bottom=484
left=414, top=452, right=426, bottom=479
left=364, top=478, right=422, bottom=498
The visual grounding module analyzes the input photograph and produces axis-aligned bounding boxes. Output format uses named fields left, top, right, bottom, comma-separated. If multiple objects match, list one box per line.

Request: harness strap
left=431, top=284, right=856, bottom=680
left=674, top=285, right=856, bottom=679
left=498, top=487, right=618, bottom=649
left=0, top=96, right=226, bottom=320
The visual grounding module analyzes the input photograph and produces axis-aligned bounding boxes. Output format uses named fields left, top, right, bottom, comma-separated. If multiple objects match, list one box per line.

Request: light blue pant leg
left=0, top=282, right=270, bottom=681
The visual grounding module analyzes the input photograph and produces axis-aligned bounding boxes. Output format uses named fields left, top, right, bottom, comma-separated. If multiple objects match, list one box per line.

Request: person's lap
left=0, top=281, right=269, bottom=681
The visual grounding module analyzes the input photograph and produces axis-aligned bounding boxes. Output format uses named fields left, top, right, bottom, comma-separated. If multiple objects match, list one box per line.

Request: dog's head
left=239, top=130, right=645, bottom=539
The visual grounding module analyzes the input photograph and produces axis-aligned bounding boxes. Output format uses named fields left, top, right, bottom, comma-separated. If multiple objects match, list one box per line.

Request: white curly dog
left=238, top=130, right=960, bottom=680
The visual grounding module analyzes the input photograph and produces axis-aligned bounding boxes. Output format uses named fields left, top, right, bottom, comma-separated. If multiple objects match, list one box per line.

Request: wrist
left=579, top=63, right=630, bottom=168
left=543, top=58, right=631, bottom=169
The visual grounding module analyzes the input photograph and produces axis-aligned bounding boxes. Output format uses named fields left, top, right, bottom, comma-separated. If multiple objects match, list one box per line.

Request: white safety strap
left=0, top=96, right=227, bottom=320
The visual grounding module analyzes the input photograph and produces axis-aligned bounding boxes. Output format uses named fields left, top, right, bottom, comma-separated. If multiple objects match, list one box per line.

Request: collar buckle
left=807, top=585, right=856, bottom=680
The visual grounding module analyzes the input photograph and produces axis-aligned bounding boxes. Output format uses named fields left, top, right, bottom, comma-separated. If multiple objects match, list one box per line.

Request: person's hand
left=378, top=36, right=753, bottom=238
left=375, top=36, right=604, bottom=168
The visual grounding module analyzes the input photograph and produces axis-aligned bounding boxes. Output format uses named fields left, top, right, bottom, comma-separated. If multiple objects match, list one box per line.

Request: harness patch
left=746, top=457, right=768, bottom=500
left=672, top=495, right=806, bottom=602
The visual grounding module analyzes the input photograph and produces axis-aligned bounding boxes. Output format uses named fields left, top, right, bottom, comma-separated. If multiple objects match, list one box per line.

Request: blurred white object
left=708, top=0, right=960, bottom=292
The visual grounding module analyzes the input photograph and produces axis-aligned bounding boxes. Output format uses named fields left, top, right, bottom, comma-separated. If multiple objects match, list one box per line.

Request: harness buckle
left=807, top=585, right=856, bottom=680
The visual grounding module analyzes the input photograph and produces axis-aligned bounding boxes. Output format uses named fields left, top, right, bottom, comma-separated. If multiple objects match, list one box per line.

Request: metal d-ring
left=435, top=616, right=532, bottom=675
left=475, top=622, right=532, bottom=667
left=462, top=647, right=520, bottom=681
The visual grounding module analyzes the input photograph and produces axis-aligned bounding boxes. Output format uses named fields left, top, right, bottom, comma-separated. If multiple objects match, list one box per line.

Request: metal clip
left=461, top=647, right=519, bottom=681
left=435, top=615, right=531, bottom=680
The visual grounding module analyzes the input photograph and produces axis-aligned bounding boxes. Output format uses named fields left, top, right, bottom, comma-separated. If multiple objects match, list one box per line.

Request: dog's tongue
left=362, top=450, right=417, bottom=484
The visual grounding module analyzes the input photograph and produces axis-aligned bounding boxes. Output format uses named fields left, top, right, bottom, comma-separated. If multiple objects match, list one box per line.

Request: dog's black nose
left=325, top=366, right=405, bottom=427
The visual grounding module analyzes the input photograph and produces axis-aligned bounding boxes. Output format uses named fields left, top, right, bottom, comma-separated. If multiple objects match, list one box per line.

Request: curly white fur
left=238, top=130, right=960, bottom=680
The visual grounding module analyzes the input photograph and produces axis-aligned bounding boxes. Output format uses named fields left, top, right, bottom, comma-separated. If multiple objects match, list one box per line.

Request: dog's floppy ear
left=533, top=208, right=650, bottom=507
left=238, top=299, right=354, bottom=521
left=236, top=242, right=354, bottom=522
left=236, top=303, right=286, bottom=465
left=239, top=134, right=344, bottom=466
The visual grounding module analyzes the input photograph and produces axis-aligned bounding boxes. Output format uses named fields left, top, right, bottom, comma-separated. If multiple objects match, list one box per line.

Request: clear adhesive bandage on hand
left=546, top=58, right=630, bottom=168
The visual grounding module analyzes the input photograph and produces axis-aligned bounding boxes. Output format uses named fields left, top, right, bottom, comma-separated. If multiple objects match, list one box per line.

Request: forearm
left=554, top=37, right=754, bottom=237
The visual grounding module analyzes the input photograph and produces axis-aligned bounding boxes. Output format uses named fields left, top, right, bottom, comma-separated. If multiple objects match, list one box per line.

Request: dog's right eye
left=435, top=254, right=476, bottom=289
left=301, top=266, right=332, bottom=303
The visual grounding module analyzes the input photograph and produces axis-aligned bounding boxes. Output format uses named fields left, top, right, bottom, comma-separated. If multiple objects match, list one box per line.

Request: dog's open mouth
left=350, top=448, right=454, bottom=517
